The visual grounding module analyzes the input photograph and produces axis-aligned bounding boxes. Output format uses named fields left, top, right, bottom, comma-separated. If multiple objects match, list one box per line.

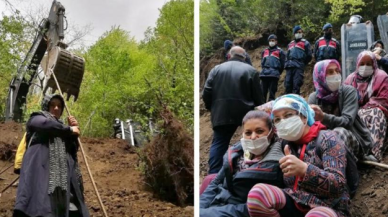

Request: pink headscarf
left=344, top=51, right=388, bottom=117
left=313, top=59, right=341, bottom=103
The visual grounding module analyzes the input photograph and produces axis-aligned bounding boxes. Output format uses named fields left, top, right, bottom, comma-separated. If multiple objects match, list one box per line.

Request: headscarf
left=344, top=50, right=388, bottom=116
left=355, top=51, right=379, bottom=74
left=353, top=51, right=378, bottom=100
left=369, top=40, right=387, bottom=57
left=370, top=40, right=385, bottom=50
left=271, top=94, right=315, bottom=126
left=41, top=94, right=65, bottom=116
left=313, top=59, right=341, bottom=103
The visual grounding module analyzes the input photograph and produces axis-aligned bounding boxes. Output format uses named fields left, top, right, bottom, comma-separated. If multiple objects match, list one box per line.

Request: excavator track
left=44, top=46, right=85, bottom=101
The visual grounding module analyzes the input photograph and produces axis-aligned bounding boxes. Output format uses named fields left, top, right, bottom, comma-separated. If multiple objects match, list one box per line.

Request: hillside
left=0, top=122, right=194, bottom=217
left=200, top=40, right=388, bottom=217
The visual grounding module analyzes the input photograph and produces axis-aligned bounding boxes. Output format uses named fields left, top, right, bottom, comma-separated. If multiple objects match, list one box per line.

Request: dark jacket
left=14, top=112, right=89, bottom=217
left=200, top=142, right=284, bottom=217
left=314, top=37, right=341, bottom=62
left=378, top=57, right=388, bottom=73
left=308, top=85, right=372, bottom=156
left=260, top=46, right=286, bottom=78
left=285, top=39, right=312, bottom=69
left=202, top=58, right=264, bottom=128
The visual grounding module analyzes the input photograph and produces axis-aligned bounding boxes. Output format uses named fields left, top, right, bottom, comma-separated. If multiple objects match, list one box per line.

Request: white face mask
left=269, top=42, right=276, bottom=47
left=275, top=115, right=305, bottom=141
left=326, top=74, right=342, bottom=92
left=295, top=33, right=303, bottom=39
left=358, top=65, right=374, bottom=77
left=241, top=130, right=272, bottom=156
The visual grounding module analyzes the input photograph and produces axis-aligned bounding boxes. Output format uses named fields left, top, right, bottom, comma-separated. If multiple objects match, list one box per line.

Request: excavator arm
left=5, top=1, right=84, bottom=122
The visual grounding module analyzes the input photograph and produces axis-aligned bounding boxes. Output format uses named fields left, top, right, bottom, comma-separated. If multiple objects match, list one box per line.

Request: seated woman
left=247, top=94, right=349, bottom=217
left=344, top=50, right=388, bottom=162
left=308, top=59, right=373, bottom=160
left=14, top=94, right=89, bottom=217
left=200, top=110, right=284, bottom=217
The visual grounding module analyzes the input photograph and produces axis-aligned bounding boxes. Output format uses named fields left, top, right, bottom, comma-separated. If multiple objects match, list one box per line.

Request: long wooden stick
left=0, top=164, right=13, bottom=176
left=0, top=176, right=19, bottom=197
left=51, top=71, right=108, bottom=217
left=360, top=160, right=388, bottom=169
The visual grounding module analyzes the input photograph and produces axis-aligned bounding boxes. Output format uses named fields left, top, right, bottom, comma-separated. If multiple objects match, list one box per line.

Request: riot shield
left=123, top=120, right=148, bottom=147
left=377, top=15, right=388, bottom=51
left=341, top=23, right=374, bottom=79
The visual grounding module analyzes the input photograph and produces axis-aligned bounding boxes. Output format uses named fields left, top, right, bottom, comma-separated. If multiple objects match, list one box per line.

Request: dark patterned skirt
left=358, top=108, right=387, bottom=161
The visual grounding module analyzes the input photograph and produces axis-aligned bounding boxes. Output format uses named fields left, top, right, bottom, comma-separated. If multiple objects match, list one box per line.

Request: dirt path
left=0, top=122, right=193, bottom=217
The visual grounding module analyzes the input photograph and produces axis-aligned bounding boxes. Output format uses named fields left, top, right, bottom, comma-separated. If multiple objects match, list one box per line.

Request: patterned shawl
left=344, top=51, right=388, bottom=117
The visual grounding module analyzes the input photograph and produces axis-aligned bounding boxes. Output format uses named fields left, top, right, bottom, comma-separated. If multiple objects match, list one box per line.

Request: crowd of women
left=200, top=47, right=388, bottom=217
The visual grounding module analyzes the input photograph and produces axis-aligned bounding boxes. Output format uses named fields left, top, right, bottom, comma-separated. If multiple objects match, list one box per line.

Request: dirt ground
left=200, top=44, right=388, bottom=217
left=0, top=122, right=194, bottom=217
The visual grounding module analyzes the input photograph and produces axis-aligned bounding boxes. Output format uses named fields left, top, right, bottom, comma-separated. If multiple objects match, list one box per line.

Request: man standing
left=260, top=34, right=286, bottom=102
left=202, top=46, right=264, bottom=174
left=284, top=25, right=312, bottom=94
left=224, top=39, right=252, bottom=65
left=314, top=23, right=341, bottom=62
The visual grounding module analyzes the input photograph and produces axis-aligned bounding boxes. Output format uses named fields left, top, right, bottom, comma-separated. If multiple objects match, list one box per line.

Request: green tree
left=142, top=0, right=194, bottom=131
left=0, top=13, right=32, bottom=119
left=70, top=27, right=156, bottom=137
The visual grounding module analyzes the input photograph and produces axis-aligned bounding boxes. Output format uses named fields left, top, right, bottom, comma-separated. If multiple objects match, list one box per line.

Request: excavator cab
left=5, top=0, right=85, bottom=121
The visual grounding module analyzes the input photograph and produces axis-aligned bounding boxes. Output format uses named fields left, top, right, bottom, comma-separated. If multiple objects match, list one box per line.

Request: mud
left=0, top=122, right=193, bottom=217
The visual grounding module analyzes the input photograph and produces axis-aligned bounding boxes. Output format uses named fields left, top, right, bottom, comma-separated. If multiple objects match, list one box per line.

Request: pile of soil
left=139, top=108, right=194, bottom=206
left=0, top=122, right=193, bottom=217
left=200, top=43, right=388, bottom=217
left=0, top=122, right=24, bottom=161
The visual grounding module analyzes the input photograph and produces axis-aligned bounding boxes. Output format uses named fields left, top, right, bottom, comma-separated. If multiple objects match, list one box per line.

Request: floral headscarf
left=271, top=94, right=315, bottom=126
left=313, top=59, right=341, bottom=103
left=355, top=50, right=379, bottom=75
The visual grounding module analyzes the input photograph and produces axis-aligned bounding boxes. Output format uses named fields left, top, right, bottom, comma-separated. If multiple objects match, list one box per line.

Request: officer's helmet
left=348, top=15, right=363, bottom=25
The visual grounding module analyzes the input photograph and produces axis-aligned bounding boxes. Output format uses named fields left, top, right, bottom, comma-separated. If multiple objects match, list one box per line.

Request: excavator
left=5, top=0, right=85, bottom=122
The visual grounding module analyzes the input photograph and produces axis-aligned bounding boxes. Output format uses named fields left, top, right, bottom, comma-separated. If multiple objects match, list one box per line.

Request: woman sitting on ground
left=308, top=59, right=373, bottom=161
left=200, top=110, right=284, bottom=217
left=344, top=50, right=388, bottom=162
left=14, top=94, right=89, bottom=217
left=247, top=94, right=349, bottom=217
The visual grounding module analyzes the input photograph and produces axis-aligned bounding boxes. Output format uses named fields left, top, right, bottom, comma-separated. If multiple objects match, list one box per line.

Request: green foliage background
left=200, top=0, right=388, bottom=55
left=0, top=0, right=194, bottom=137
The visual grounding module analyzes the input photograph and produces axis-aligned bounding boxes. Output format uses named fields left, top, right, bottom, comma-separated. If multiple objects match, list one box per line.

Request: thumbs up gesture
left=279, top=145, right=308, bottom=177
left=284, top=145, right=291, bottom=155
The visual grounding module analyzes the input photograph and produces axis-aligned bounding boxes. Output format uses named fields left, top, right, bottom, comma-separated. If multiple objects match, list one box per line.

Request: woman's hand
left=71, top=126, right=81, bottom=136
left=68, top=116, right=79, bottom=126
left=310, top=104, right=324, bottom=122
left=279, top=145, right=308, bottom=177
